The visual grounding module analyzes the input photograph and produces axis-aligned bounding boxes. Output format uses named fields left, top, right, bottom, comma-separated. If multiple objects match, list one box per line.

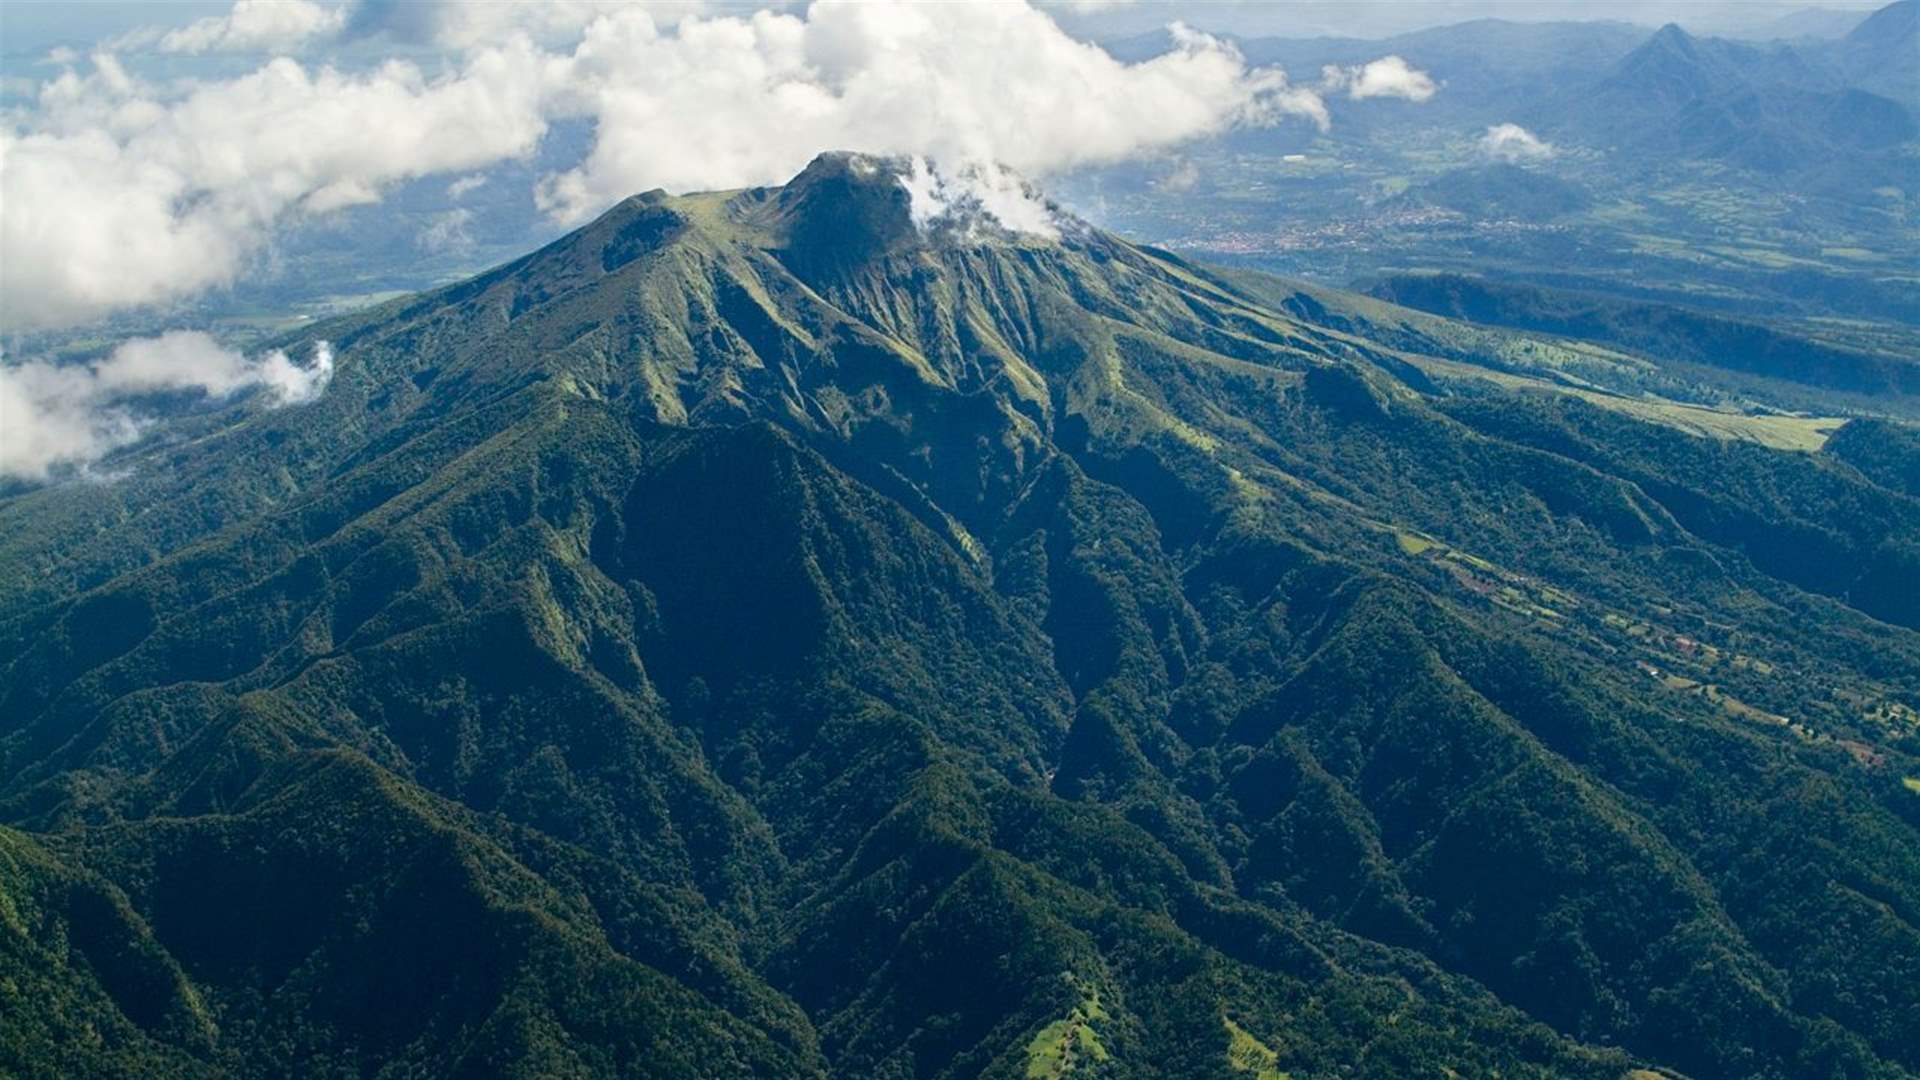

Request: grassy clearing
left=1380, top=519, right=1578, bottom=625
left=1025, top=987, right=1112, bottom=1079
left=1554, top=390, right=1840, bottom=451
left=1709, top=686, right=1790, bottom=727
left=1703, top=245, right=1826, bottom=271
left=1395, top=531, right=1437, bottom=556
left=1224, top=1017, right=1290, bottom=1080
left=1407, top=355, right=1842, bottom=451
left=1656, top=672, right=1792, bottom=727
left=1902, top=777, right=1920, bottom=796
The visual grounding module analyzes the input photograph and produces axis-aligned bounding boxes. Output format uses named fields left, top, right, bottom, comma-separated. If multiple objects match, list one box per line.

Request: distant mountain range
left=1543, top=17, right=1917, bottom=174
left=1113, top=2, right=1916, bottom=182
left=1839, top=0, right=1920, bottom=104
left=5, top=154, right=1918, bottom=1079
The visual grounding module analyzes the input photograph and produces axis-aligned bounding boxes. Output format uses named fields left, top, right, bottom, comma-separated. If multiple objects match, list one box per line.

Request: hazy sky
left=0, top=0, right=1882, bottom=61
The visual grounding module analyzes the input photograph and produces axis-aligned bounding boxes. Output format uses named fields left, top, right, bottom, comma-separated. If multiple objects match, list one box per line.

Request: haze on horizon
left=0, top=0, right=1884, bottom=62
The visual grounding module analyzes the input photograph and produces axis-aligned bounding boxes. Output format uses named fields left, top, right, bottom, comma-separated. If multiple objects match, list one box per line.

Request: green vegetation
left=1224, top=1017, right=1289, bottom=1080
left=2, top=153, right=1917, bottom=1079
left=1394, top=531, right=1437, bottom=555
left=1024, top=982, right=1112, bottom=1078
left=1365, top=272, right=1920, bottom=401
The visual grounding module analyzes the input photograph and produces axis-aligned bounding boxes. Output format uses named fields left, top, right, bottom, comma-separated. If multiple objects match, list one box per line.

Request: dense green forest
left=3, top=153, right=1917, bottom=1079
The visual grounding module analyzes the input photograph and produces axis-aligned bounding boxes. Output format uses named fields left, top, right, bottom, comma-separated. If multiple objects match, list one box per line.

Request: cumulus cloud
left=1, top=44, right=556, bottom=329
left=400, top=0, right=710, bottom=50
left=1480, top=122, right=1555, bottom=162
left=158, top=0, right=348, bottom=54
left=535, top=7, right=1334, bottom=222
left=1321, top=55, right=1438, bottom=101
left=2, top=0, right=1434, bottom=328
left=113, top=0, right=649, bottom=55
left=0, top=334, right=333, bottom=479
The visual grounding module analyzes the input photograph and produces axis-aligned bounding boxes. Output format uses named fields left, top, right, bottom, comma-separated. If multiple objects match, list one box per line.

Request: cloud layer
left=0, top=334, right=333, bottom=479
left=158, top=0, right=348, bottom=54
left=1321, top=56, right=1438, bottom=102
left=534, top=8, right=1334, bottom=222
left=1481, top=122, right=1556, bottom=161
left=1, top=44, right=555, bottom=329
left=1, top=0, right=1435, bottom=331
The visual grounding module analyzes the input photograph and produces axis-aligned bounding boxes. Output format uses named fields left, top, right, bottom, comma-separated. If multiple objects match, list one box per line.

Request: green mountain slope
left=1365, top=271, right=1920, bottom=400
left=4, top=152, right=1918, bottom=1079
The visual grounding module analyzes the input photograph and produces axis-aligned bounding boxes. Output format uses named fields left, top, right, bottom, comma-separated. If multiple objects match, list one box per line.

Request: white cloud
left=1160, top=158, right=1200, bottom=192
left=1321, top=55, right=1438, bottom=101
left=447, top=173, right=489, bottom=199
left=899, top=156, right=1060, bottom=238
left=159, top=0, right=348, bottom=54
left=1480, top=122, right=1556, bottom=162
left=105, top=333, right=334, bottom=405
left=0, top=334, right=333, bottom=479
left=413, top=0, right=710, bottom=50
left=535, top=6, right=1335, bottom=223
left=324, top=0, right=707, bottom=51
left=418, top=207, right=477, bottom=253
left=1, top=45, right=557, bottom=329
left=2, top=0, right=1433, bottom=328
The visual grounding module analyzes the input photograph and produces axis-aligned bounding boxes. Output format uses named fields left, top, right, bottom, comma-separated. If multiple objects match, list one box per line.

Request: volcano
left=3, top=153, right=1918, bottom=1080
